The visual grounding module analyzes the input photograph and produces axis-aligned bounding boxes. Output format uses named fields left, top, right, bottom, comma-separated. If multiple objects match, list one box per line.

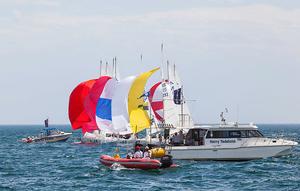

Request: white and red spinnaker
left=149, top=82, right=164, bottom=123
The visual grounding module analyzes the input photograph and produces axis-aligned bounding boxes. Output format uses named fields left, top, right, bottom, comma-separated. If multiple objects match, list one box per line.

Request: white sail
left=162, top=63, right=194, bottom=127
left=149, top=82, right=164, bottom=125
left=111, top=76, right=136, bottom=134
left=96, top=76, right=136, bottom=135
left=95, top=78, right=117, bottom=133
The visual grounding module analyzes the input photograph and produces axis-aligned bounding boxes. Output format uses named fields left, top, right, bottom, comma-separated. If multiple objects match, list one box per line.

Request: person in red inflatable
left=133, top=145, right=143, bottom=158
left=143, top=146, right=151, bottom=159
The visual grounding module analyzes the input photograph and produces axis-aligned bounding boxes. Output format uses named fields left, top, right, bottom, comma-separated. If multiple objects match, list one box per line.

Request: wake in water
left=109, top=163, right=128, bottom=171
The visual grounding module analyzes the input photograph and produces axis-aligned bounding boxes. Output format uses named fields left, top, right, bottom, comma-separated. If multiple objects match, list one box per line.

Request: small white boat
left=165, top=123, right=298, bottom=160
left=21, top=119, right=72, bottom=143
left=22, top=127, right=72, bottom=143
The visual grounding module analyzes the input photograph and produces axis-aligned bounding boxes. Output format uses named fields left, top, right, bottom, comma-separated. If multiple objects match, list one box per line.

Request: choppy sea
left=0, top=124, right=299, bottom=191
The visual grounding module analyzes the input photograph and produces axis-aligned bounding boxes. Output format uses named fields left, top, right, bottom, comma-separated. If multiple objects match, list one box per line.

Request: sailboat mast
left=149, top=98, right=152, bottom=144
left=167, top=60, right=170, bottom=80
left=114, top=57, right=117, bottom=79
left=161, top=43, right=165, bottom=124
left=173, top=64, right=176, bottom=81
left=160, top=43, right=164, bottom=80
left=100, top=60, right=102, bottom=77
left=181, top=85, right=184, bottom=127
left=112, top=58, right=115, bottom=78
left=105, top=61, right=108, bottom=75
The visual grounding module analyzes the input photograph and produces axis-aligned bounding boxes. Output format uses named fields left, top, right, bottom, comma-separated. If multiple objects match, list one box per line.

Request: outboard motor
left=160, top=155, right=173, bottom=168
left=164, top=128, right=170, bottom=140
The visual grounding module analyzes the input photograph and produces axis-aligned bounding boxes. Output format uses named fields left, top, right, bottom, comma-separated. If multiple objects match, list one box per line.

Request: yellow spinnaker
left=128, top=68, right=160, bottom=134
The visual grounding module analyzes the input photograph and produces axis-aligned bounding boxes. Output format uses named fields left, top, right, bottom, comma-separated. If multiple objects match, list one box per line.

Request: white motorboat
left=145, top=62, right=298, bottom=160
left=31, top=127, right=72, bottom=143
left=165, top=122, right=298, bottom=160
left=21, top=119, right=72, bottom=143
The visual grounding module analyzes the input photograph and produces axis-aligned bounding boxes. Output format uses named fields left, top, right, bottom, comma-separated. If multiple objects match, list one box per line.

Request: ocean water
left=0, top=124, right=299, bottom=191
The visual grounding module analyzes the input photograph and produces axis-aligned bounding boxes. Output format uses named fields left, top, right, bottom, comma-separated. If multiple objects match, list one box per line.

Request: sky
left=0, top=0, right=300, bottom=125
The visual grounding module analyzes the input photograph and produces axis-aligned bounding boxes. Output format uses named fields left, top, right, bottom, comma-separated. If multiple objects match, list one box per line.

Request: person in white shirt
left=133, top=145, right=143, bottom=158
left=143, top=146, right=151, bottom=159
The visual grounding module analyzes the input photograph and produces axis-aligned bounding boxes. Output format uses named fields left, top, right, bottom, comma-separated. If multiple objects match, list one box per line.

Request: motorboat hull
left=100, top=155, right=162, bottom=170
left=22, top=133, right=72, bottom=143
left=34, top=134, right=72, bottom=143
left=166, top=144, right=295, bottom=160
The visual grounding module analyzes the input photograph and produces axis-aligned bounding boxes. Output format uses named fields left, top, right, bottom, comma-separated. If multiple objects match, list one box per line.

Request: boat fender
left=150, top=148, right=166, bottom=158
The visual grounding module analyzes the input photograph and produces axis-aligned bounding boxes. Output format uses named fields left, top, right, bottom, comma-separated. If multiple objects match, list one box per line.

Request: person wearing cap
left=143, top=146, right=151, bottom=159
left=133, top=145, right=143, bottom=158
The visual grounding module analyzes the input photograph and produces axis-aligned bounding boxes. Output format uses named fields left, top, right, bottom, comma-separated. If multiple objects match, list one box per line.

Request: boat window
left=206, top=131, right=213, bottom=138
left=185, top=129, right=207, bottom=146
left=206, top=131, right=229, bottom=138
left=206, top=130, right=243, bottom=138
left=257, top=130, right=264, bottom=137
left=206, top=130, right=263, bottom=138
left=240, top=130, right=248, bottom=138
left=199, top=129, right=207, bottom=137
left=248, top=130, right=263, bottom=137
left=192, top=130, right=199, bottom=140
left=229, top=131, right=241, bottom=138
left=215, top=131, right=229, bottom=138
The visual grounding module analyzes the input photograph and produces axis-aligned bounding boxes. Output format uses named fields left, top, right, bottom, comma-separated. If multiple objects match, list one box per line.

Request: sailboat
left=143, top=63, right=194, bottom=144
left=69, top=63, right=160, bottom=144
left=69, top=59, right=118, bottom=143
left=92, top=68, right=159, bottom=143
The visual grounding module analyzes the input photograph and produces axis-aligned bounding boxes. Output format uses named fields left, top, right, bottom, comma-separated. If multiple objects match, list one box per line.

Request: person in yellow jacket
left=114, top=147, right=120, bottom=159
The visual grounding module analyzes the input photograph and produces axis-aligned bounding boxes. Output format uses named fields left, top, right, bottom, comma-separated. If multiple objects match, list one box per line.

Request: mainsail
left=128, top=68, right=160, bottom=133
left=148, top=63, right=194, bottom=128
left=68, top=79, right=96, bottom=133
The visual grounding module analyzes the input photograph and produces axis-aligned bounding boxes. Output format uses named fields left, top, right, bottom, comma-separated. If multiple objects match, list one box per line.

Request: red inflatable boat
left=100, top=155, right=162, bottom=170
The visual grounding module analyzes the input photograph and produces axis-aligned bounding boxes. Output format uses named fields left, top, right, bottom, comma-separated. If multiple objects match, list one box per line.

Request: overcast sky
left=0, top=0, right=300, bottom=124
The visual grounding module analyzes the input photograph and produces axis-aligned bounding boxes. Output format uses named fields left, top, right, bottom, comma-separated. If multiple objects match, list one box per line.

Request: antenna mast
left=161, top=43, right=164, bottom=80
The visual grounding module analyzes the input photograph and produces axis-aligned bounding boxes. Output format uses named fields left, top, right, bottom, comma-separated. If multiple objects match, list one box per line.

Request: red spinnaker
left=84, top=76, right=112, bottom=131
left=68, top=79, right=96, bottom=133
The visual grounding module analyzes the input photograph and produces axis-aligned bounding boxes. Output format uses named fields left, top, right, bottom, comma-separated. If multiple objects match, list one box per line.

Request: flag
left=44, top=118, right=49, bottom=128
left=173, top=88, right=182, bottom=105
left=138, top=91, right=150, bottom=100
